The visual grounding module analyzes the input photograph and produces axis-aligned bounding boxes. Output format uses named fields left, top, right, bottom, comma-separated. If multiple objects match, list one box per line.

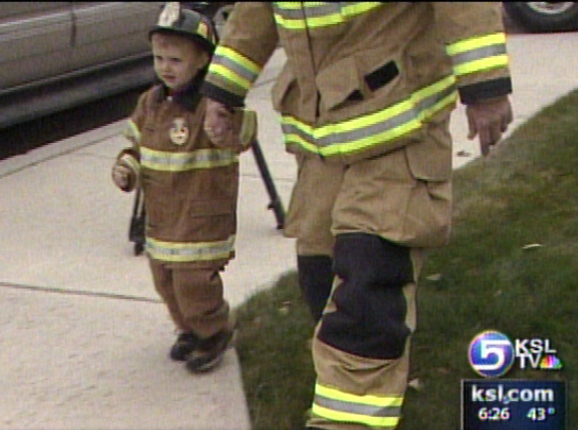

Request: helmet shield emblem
left=157, top=2, right=181, bottom=28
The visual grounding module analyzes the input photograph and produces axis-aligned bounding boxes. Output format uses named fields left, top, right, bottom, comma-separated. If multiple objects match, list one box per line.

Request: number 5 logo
left=469, top=331, right=515, bottom=378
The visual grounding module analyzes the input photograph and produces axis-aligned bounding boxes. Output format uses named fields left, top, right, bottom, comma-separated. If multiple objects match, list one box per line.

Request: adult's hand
left=466, top=96, right=513, bottom=156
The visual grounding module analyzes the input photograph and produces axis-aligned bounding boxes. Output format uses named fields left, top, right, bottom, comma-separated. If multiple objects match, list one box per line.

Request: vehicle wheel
left=503, top=2, right=578, bottom=32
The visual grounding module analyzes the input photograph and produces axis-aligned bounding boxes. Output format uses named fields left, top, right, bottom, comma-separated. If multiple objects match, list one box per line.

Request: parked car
left=504, top=2, right=578, bottom=32
left=0, top=2, right=163, bottom=129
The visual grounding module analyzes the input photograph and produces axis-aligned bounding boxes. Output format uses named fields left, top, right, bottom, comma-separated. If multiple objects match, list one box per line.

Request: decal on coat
left=169, top=118, right=189, bottom=145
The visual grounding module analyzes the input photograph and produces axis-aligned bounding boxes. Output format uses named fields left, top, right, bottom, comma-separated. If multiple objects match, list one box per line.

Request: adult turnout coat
left=201, top=2, right=512, bottom=168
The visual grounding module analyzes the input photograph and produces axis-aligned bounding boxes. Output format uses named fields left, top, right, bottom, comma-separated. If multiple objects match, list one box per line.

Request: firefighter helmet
left=149, top=2, right=217, bottom=54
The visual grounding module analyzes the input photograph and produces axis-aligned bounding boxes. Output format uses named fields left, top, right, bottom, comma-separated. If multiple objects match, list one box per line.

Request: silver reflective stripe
left=146, top=235, right=235, bottom=263
left=318, top=106, right=417, bottom=147
left=273, top=2, right=379, bottom=21
left=280, top=77, right=456, bottom=155
left=273, top=3, right=304, bottom=20
left=140, top=147, right=238, bottom=172
left=414, top=80, right=457, bottom=118
left=314, top=395, right=401, bottom=418
left=312, top=383, right=403, bottom=428
left=450, top=44, right=507, bottom=68
left=273, top=3, right=341, bottom=20
left=303, top=3, right=341, bottom=19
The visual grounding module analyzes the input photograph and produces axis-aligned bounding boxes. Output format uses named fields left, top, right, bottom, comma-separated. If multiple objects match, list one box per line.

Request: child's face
left=151, top=33, right=209, bottom=92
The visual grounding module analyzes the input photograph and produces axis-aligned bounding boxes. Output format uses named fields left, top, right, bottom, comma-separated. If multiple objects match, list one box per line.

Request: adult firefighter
left=201, top=3, right=513, bottom=429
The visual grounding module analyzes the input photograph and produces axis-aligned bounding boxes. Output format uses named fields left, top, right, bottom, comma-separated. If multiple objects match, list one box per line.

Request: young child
left=112, top=2, right=255, bottom=373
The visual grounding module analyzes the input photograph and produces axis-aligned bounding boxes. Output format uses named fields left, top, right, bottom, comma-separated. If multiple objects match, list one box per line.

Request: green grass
left=234, top=89, right=578, bottom=430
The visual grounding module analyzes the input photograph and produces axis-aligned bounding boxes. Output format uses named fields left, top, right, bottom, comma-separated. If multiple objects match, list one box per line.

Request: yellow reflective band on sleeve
left=214, top=46, right=262, bottom=75
left=446, top=33, right=507, bottom=56
left=279, top=75, right=457, bottom=157
left=208, top=64, right=252, bottom=91
left=446, top=33, right=509, bottom=76
left=146, top=235, right=236, bottom=263
left=312, top=383, right=402, bottom=429
left=123, top=119, right=141, bottom=143
left=140, top=147, right=238, bottom=172
left=452, top=54, right=509, bottom=76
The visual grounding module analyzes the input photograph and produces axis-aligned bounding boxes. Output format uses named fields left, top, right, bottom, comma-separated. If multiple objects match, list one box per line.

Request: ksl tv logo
left=468, top=330, right=563, bottom=378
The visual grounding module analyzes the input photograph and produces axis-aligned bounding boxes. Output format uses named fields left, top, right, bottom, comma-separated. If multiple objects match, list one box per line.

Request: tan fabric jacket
left=115, top=79, right=241, bottom=268
left=202, top=2, right=512, bottom=165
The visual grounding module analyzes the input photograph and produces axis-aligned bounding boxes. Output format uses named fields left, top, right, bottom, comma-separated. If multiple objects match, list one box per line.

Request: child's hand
left=112, top=164, right=132, bottom=190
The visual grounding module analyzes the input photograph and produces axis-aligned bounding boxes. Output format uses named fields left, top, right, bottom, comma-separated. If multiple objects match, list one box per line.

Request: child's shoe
left=185, top=326, right=235, bottom=372
left=170, top=332, right=199, bottom=361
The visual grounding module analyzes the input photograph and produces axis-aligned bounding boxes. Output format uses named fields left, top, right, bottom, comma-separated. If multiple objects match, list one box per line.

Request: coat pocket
left=316, top=56, right=362, bottom=111
left=316, top=56, right=402, bottom=113
left=332, top=146, right=452, bottom=249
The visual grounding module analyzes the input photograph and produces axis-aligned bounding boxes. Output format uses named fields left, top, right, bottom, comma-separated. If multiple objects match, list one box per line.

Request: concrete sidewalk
left=1, top=31, right=577, bottom=429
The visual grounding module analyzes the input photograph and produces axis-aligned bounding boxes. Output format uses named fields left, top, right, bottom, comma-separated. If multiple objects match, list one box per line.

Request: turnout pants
left=284, top=114, right=452, bottom=429
left=149, top=259, right=230, bottom=339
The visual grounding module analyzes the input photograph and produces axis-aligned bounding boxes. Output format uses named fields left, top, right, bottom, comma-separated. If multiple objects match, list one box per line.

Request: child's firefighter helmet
left=149, top=2, right=217, bottom=54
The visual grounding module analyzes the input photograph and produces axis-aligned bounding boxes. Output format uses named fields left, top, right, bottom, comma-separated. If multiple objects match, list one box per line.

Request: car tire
left=503, top=2, right=578, bottom=32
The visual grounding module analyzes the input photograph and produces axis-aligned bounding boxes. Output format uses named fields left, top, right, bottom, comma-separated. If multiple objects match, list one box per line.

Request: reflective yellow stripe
left=146, top=235, right=235, bottom=263
left=280, top=75, right=457, bottom=157
left=341, top=2, right=383, bottom=17
left=312, top=383, right=403, bottom=428
left=446, top=33, right=507, bottom=56
left=312, top=404, right=399, bottom=428
left=208, top=63, right=252, bottom=91
left=208, top=46, right=262, bottom=92
left=273, top=2, right=382, bottom=30
left=123, top=119, right=141, bottom=143
left=214, top=46, right=261, bottom=75
left=273, top=13, right=305, bottom=30
left=316, top=384, right=403, bottom=407
left=446, top=33, right=509, bottom=76
left=413, top=74, right=458, bottom=120
left=453, top=54, right=509, bottom=76
left=140, top=147, right=238, bottom=172
left=275, top=2, right=301, bottom=9
left=321, top=115, right=421, bottom=157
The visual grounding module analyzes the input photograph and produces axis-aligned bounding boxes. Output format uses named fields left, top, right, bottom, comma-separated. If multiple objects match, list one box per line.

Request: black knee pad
left=318, top=233, right=413, bottom=359
left=297, top=255, right=334, bottom=322
left=333, top=233, right=413, bottom=288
